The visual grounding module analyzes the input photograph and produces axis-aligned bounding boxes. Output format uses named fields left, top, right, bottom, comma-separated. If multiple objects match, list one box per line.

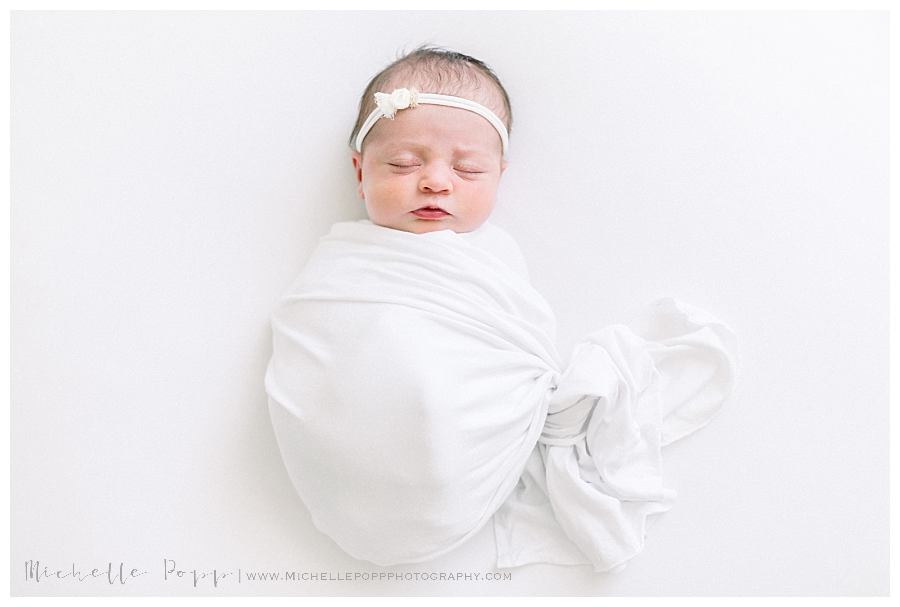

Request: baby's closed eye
left=387, top=161, right=421, bottom=173
left=454, top=165, right=487, bottom=177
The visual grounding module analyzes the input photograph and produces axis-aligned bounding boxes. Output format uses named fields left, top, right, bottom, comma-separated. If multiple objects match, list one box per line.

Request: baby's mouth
left=412, top=206, right=451, bottom=220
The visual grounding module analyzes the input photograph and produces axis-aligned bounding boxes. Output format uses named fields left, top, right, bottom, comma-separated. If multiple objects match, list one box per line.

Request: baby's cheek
left=365, top=183, right=407, bottom=225
left=469, top=185, right=499, bottom=221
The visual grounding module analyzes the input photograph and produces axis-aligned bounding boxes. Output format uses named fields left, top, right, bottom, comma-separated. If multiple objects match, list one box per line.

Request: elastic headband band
left=354, top=88, right=509, bottom=156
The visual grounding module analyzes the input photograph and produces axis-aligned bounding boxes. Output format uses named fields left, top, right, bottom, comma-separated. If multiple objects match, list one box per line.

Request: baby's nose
left=418, top=162, right=453, bottom=194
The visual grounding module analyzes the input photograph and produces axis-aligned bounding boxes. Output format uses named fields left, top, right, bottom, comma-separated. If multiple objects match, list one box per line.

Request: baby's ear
left=351, top=151, right=365, bottom=199
left=500, top=159, right=509, bottom=174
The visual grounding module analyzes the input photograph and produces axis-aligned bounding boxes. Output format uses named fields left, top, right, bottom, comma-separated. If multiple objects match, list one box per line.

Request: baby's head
left=349, top=46, right=512, bottom=234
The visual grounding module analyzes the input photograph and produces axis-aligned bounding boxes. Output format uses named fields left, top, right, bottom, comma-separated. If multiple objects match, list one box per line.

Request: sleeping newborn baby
left=265, top=46, right=739, bottom=573
left=347, top=47, right=527, bottom=277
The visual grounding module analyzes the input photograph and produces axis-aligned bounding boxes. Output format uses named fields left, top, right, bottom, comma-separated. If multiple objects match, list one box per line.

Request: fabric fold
left=495, top=298, right=738, bottom=572
left=265, top=220, right=738, bottom=572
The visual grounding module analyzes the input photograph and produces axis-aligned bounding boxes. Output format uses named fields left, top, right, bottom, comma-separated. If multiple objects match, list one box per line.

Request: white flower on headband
left=373, top=88, right=419, bottom=119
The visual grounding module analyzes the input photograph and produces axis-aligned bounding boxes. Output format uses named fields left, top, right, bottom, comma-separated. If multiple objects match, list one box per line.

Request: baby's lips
left=411, top=206, right=452, bottom=219
left=416, top=205, right=451, bottom=214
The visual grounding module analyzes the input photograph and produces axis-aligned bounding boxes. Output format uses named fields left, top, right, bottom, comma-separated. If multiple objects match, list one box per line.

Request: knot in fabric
left=539, top=343, right=624, bottom=447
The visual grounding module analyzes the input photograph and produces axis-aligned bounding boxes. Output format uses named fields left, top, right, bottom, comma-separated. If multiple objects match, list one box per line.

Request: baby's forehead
left=367, top=105, right=504, bottom=156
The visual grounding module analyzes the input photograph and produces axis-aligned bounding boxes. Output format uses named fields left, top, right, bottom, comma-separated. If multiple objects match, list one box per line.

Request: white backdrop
left=11, top=11, right=888, bottom=596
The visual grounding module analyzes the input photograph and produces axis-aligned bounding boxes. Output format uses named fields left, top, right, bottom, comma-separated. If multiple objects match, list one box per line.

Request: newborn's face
left=352, top=104, right=507, bottom=234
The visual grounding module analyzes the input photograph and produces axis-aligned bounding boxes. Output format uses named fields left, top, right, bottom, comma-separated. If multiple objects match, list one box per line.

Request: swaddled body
left=267, top=220, right=557, bottom=564
left=265, top=219, right=737, bottom=571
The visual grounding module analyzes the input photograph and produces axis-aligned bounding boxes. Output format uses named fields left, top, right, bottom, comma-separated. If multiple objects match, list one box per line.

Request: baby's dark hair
left=349, top=44, right=512, bottom=149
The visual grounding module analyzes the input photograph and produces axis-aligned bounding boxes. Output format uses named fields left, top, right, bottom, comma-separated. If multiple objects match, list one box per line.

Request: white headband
left=354, top=88, right=509, bottom=156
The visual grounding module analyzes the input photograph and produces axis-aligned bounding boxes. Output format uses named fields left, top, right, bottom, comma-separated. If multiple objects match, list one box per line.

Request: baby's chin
left=373, top=217, right=486, bottom=234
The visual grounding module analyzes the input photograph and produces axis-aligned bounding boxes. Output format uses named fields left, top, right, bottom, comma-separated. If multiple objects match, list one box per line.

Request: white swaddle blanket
left=265, top=219, right=738, bottom=572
